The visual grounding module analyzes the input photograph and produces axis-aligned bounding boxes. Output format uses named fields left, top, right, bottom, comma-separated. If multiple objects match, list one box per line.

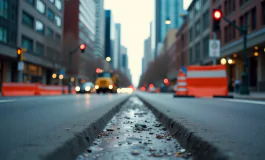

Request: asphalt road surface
left=137, top=92, right=265, bottom=160
left=0, top=94, right=130, bottom=160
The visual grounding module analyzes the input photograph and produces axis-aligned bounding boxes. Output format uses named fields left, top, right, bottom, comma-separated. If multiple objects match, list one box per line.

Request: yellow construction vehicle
left=94, top=71, right=119, bottom=94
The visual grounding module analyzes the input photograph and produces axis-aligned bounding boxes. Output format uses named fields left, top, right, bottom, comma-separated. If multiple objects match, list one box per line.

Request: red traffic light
left=96, top=68, right=101, bottom=73
left=213, top=9, right=222, bottom=20
left=80, top=44, right=86, bottom=50
left=164, top=78, right=169, bottom=84
left=149, top=84, right=154, bottom=88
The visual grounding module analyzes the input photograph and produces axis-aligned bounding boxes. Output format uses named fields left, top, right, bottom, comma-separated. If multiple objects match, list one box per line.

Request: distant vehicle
left=75, top=82, right=94, bottom=94
left=94, top=71, right=119, bottom=94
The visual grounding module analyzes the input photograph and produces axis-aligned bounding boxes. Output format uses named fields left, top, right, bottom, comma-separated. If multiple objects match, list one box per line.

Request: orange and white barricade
left=186, top=65, right=229, bottom=98
left=174, top=70, right=188, bottom=96
left=1, top=82, right=37, bottom=96
left=36, top=84, right=63, bottom=96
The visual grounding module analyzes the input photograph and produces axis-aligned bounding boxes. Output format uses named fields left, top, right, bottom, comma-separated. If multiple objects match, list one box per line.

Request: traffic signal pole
left=67, top=44, right=86, bottom=94
left=213, top=32, right=217, bottom=65
left=222, top=16, right=249, bottom=95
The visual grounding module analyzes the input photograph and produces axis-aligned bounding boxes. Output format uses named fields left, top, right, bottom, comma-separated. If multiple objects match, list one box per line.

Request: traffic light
left=96, top=68, right=101, bottom=73
left=17, top=48, right=23, bottom=61
left=80, top=43, right=86, bottom=53
left=164, top=78, right=168, bottom=84
left=212, top=9, right=222, bottom=32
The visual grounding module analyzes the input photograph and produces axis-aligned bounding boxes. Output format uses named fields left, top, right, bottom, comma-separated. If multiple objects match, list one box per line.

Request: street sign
left=209, top=39, right=220, bottom=57
left=59, top=69, right=65, bottom=76
left=18, top=61, right=24, bottom=71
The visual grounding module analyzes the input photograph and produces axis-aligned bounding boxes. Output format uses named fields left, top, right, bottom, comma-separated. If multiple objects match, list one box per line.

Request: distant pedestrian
left=234, top=79, right=240, bottom=93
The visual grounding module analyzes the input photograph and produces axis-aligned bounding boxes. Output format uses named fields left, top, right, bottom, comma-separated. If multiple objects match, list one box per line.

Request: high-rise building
left=105, top=10, right=115, bottom=68
left=142, top=57, right=145, bottom=74
left=94, top=0, right=105, bottom=58
left=144, top=37, right=152, bottom=71
left=0, top=0, right=64, bottom=84
left=155, top=0, right=184, bottom=57
left=113, top=23, right=121, bottom=69
left=63, top=0, right=96, bottom=83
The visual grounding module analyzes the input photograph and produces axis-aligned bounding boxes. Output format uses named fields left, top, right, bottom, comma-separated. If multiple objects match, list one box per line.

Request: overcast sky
left=104, top=0, right=192, bottom=86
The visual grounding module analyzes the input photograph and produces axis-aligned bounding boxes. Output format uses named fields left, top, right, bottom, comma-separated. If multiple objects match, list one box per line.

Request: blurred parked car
left=75, top=82, right=95, bottom=94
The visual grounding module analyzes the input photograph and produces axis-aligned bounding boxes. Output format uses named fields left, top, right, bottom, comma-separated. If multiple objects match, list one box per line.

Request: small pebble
left=132, top=150, right=140, bottom=155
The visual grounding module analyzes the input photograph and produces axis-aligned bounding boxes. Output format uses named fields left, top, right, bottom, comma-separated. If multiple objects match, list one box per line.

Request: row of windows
left=22, top=35, right=60, bottom=58
left=189, top=35, right=210, bottom=63
left=27, top=0, right=62, bottom=12
left=22, top=11, right=61, bottom=39
left=189, top=10, right=209, bottom=41
left=0, top=0, right=8, bottom=18
left=0, top=26, right=7, bottom=43
left=26, top=0, right=62, bottom=27
left=224, top=0, right=236, bottom=16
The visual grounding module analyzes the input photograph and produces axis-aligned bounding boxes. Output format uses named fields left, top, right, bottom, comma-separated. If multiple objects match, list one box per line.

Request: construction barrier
left=2, top=82, right=37, bottom=96
left=35, top=84, right=63, bottom=96
left=186, top=65, right=228, bottom=98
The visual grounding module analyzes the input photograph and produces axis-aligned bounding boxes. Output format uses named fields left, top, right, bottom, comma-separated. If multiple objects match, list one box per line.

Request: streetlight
left=59, top=74, right=64, bottom=80
left=52, top=73, right=57, bottom=79
left=106, top=57, right=111, bottom=62
left=220, top=58, right=226, bottom=65
left=165, top=17, right=171, bottom=25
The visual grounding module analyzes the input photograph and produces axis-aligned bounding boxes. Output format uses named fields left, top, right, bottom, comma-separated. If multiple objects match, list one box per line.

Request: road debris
left=76, top=97, right=192, bottom=160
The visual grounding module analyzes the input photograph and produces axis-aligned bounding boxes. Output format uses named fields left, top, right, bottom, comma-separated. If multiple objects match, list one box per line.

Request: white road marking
left=219, top=99, right=265, bottom=105
left=0, top=99, right=16, bottom=103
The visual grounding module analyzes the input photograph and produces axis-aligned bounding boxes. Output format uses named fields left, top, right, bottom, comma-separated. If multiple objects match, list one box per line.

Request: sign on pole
left=209, top=39, right=220, bottom=57
left=18, top=61, right=24, bottom=71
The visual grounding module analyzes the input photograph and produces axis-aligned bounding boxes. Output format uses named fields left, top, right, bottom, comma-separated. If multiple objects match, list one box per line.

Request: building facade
left=155, top=0, right=184, bottom=57
left=210, top=0, right=265, bottom=91
left=63, top=0, right=96, bottom=83
left=176, top=17, right=188, bottom=72
left=0, top=0, right=64, bottom=87
left=187, top=0, right=211, bottom=65
left=144, top=37, right=152, bottom=72
left=113, top=23, right=121, bottom=69
left=94, top=0, right=105, bottom=58
left=105, top=10, right=115, bottom=68
left=141, top=57, right=145, bottom=74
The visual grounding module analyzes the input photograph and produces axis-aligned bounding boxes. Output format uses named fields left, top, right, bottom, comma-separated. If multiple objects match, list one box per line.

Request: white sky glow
left=104, top=0, right=192, bottom=86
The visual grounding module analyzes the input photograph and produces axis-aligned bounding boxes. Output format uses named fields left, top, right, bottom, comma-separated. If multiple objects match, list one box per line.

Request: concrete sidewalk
left=230, top=92, right=265, bottom=100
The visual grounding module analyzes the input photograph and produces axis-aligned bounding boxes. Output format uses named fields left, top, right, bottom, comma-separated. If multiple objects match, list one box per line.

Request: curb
left=173, top=94, right=195, bottom=98
left=213, top=95, right=234, bottom=98
left=137, top=95, right=229, bottom=160
left=43, top=96, right=131, bottom=160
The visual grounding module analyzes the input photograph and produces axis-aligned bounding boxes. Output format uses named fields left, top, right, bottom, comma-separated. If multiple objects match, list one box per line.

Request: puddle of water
left=76, top=97, right=192, bottom=160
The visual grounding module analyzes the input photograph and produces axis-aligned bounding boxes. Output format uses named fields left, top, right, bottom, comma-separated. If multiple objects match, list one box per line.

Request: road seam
left=137, top=94, right=230, bottom=160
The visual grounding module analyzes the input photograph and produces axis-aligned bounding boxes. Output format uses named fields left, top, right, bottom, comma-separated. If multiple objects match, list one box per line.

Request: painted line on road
left=219, top=99, right=265, bottom=105
left=0, top=99, right=16, bottom=103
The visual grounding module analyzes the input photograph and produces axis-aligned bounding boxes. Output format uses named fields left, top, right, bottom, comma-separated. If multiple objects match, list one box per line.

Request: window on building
left=46, top=27, right=54, bottom=37
left=203, top=11, right=209, bottom=31
left=263, top=2, right=265, bottom=25
left=251, top=8, right=256, bottom=31
left=224, top=26, right=228, bottom=43
left=36, top=42, right=44, bottom=55
left=231, top=21, right=236, bottom=40
left=55, top=15, right=61, bottom=27
left=22, top=11, right=34, bottom=29
left=224, top=0, right=228, bottom=15
left=195, top=20, right=200, bottom=36
left=35, top=20, right=44, bottom=35
left=22, top=36, right=33, bottom=51
left=245, top=12, right=250, bottom=33
left=203, top=35, right=209, bottom=58
left=0, top=26, right=7, bottom=43
left=47, top=8, right=55, bottom=21
left=55, top=0, right=62, bottom=11
left=240, top=16, right=244, bottom=35
left=195, top=42, right=200, bottom=61
left=55, top=33, right=61, bottom=40
left=189, top=47, right=193, bottom=64
left=11, top=4, right=17, bottom=22
left=189, top=28, right=193, bottom=41
left=26, top=0, right=34, bottom=6
left=0, top=0, right=8, bottom=19
left=36, top=0, right=46, bottom=14
left=195, top=0, right=200, bottom=13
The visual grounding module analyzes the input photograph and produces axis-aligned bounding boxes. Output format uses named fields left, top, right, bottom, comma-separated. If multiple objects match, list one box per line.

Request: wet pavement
left=76, top=97, right=192, bottom=160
